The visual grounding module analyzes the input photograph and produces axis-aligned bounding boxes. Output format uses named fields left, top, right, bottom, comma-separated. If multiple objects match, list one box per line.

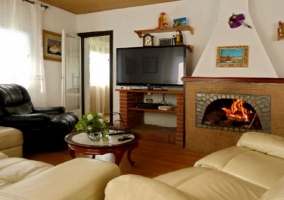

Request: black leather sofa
left=0, top=84, right=79, bottom=154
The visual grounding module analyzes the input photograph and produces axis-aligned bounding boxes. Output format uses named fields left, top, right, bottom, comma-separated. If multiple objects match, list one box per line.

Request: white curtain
left=0, top=0, right=46, bottom=106
left=89, top=37, right=110, bottom=113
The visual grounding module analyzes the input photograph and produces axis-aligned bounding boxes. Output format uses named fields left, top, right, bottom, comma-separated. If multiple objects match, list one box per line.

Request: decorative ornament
left=228, top=13, right=252, bottom=29
left=173, top=30, right=183, bottom=45
left=157, top=12, right=168, bottom=29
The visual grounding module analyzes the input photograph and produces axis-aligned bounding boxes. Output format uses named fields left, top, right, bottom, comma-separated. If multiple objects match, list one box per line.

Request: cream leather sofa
left=0, top=126, right=23, bottom=157
left=0, top=153, right=120, bottom=200
left=105, top=132, right=284, bottom=200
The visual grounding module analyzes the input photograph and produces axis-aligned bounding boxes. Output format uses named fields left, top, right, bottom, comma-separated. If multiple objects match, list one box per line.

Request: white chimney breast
left=192, top=0, right=278, bottom=78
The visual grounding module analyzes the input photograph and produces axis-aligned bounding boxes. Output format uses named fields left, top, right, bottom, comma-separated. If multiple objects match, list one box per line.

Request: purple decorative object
left=228, top=13, right=252, bottom=29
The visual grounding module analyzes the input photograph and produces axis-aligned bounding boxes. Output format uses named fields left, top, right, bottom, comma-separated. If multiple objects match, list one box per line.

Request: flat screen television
left=116, top=45, right=186, bottom=89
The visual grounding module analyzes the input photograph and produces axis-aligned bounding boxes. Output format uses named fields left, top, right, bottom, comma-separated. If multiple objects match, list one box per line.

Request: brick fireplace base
left=182, top=77, right=284, bottom=153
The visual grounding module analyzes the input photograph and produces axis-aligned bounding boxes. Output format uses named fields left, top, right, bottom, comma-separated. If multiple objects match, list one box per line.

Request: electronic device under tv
left=116, top=45, right=186, bottom=89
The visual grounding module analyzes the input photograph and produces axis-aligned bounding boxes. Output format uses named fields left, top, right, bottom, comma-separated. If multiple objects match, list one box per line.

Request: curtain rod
left=23, top=0, right=49, bottom=9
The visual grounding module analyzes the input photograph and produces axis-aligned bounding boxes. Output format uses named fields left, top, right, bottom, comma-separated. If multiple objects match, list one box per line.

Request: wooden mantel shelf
left=134, top=26, right=194, bottom=38
left=181, top=77, right=284, bottom=83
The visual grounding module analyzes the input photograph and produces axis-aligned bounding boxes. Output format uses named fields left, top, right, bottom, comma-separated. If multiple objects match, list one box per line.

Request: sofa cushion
left=154, top=167, right=266, bottom=200
left=0, top=158, right=121, bottom=200
left=260, top=175, right=284, bottom=200
left=195, top=146, right=284, bottom=189
left=0, top=126, right=23, bottom=151
left=237, top=131, right=284, bottom=159
left=105, top=174, right=188, bottom=200
left=0, top=157, right=52, bottom=189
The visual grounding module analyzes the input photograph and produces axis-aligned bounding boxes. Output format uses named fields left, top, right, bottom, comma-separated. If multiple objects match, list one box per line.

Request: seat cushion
left=0, top=127, right=23, bottom=151
left=154, top=167, right=267, bottom=200
left=260, top=175, right=284, bottom=200
left=195, top=146, right=284, bottom=189
left=0, top=157, right=52, bottom=189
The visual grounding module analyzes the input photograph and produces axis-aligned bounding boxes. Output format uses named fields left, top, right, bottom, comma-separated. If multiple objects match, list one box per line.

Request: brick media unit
left=182, top=77, right=284, bottom=153
left=116, top=89, right=184, bottom=146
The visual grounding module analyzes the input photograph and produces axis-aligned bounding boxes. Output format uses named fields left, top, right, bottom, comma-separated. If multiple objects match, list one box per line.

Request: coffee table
left=65, top=132, right=139, bottom=166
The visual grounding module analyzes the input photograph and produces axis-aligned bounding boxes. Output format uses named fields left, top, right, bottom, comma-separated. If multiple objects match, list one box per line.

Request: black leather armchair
left=0, top=84, right=79, bottom=154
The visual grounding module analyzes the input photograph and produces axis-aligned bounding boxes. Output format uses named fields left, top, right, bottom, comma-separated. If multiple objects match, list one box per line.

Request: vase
left=86, top=126, right=101, bottom=141
left=101, top=129, right=109, bottom=141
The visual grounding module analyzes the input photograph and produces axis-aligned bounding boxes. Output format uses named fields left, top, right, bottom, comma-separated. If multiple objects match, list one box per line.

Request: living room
left=0, top=0, right=284, bottom=199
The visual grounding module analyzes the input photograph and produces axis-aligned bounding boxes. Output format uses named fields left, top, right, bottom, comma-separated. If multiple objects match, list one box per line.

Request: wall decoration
left=42, top=29, right=62, bottom=62
left=157, top=12, right=168, bottom=29
left=173, top=30, right=184, bottom=45
left=143, top=33, right=154, bottom=46
left=173, top=17, right=187, bottom=27
left=159, top=38, right=173, bottom=46
left=277, top=21, right=284, bottom=40
left=228, top=13, right=252, bottom=29
left=216, top=45, right=248, bottom=67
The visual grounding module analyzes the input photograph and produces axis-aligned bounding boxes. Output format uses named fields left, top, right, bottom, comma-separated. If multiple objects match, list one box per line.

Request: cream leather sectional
left=0, top=126, right=23, bottom=157
left=0, top=126, right=121, bottom=200
left=105, top=132, right=284, bottom=200
left=0, top=153, right=120, bottom=200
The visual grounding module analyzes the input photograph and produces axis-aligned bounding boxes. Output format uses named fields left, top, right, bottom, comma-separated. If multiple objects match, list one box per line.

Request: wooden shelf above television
left=134, top=26, right=194, bottom=38
left=134, top=26, right=194, bottom=52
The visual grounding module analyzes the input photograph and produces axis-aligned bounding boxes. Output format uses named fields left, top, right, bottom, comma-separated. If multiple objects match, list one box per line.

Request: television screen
left=116, top=45, right=186, bottom=87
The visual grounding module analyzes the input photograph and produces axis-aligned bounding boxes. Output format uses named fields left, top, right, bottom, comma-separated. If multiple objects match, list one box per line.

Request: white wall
left=192, top=0, right=278, bottom=77
left=42, top=0, right=284, bottom=125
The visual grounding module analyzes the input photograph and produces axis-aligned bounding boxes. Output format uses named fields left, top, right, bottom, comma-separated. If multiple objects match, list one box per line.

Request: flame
left=222, top=99, right=250, bottom=122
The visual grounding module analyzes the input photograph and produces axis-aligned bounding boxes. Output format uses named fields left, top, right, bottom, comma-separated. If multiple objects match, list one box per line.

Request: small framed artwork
left=173, top=17, right=187, bottom=27
left=42, top=29, right=62, bottom=62
left=216, top=45, right=249, bottom=67
left=159, top=38, right=173, bottom=46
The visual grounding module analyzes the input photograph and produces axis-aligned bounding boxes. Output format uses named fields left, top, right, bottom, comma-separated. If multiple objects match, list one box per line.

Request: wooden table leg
left=69, top=149, right=76, bottom=159
left=127, top=143, right=139, bottom=166
left=113, top=152, right=125, bottom=166
left=127, top=149, right=135, bottom=166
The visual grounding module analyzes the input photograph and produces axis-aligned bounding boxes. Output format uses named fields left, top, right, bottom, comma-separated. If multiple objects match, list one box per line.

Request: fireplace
left=196, top=93, right=270, bottom=133
left=182, top=77, right=284, bottom=153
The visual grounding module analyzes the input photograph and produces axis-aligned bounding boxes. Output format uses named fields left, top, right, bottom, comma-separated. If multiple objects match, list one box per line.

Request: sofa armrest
left=105, top=174, right=189, bottom=200
left=0, top=158, right=121, bottom=200
left=33, top=106, right=65, bottom=115
left=0, top=152, right=8, bottom=160
left=2, top=114, right=51, bottom=126
left=194, top=146, right=251, bottom=169
left=237, top=132, right=284, bottom=159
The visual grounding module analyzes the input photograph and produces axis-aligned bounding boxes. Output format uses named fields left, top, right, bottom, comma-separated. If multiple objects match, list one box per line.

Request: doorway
left=78, top=31, right=113, bottom=122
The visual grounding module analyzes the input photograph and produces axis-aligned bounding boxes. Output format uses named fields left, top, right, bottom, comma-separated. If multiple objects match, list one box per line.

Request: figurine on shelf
left=279, top=21, right=283, bottom=37
left=173, top=30, right=183, bottom=45
left=157, top=12, right=168, bottom=29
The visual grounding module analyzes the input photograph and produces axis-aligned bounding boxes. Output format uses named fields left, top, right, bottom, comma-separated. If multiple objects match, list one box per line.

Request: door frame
left=62, top=30, right=82, bottom=118
left=77, top=30, right=113, bottom=122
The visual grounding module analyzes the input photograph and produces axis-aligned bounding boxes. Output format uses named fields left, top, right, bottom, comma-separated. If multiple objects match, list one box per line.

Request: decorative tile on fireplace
left=196, top=93, right=271, bottom=133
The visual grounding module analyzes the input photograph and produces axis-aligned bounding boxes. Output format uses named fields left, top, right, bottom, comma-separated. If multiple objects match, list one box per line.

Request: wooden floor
left=25, top=140, right=207, bottom=178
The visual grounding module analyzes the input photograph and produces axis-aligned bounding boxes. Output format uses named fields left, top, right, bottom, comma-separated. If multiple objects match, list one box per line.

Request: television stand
left=153, top=87, right=168, bottom=91
left=129, top=86, right=168, bottom=91
left=115, top=89, right=185, bottom=146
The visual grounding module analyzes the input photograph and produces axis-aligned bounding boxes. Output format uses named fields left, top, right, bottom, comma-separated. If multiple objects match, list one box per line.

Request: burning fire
left=222, top=99, right=252, bottom=122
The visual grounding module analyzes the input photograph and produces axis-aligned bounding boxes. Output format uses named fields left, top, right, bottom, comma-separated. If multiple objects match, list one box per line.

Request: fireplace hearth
left=196, top=93, right=270, bottom=133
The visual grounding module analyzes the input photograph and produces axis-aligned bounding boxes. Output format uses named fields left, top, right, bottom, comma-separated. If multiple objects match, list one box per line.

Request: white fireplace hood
left=192, top=0, right=278, bottom=78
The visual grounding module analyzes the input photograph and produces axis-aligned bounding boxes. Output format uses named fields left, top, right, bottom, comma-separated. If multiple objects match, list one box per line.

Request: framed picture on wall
left=216, top=45, right=248, bottom=67
left=42, top=29, right=62, bottom=62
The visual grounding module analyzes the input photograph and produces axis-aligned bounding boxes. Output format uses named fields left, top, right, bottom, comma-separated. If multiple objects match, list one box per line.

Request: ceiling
left=40, top=0, right=179, bottom=15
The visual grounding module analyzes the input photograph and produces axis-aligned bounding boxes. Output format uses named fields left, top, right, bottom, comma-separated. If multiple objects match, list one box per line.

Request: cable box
left=158, top=105, right=175, bottom=110
left=135, top=103, right=165, bottom=109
